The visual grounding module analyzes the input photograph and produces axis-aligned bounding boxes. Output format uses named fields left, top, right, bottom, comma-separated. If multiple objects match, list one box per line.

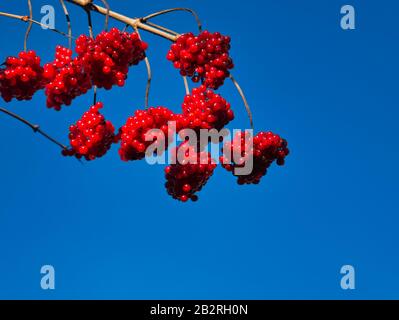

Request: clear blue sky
left=0, top=0, right=398, bottom=299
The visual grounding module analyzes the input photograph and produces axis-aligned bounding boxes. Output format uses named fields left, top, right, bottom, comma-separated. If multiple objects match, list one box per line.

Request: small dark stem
left=230, top=74, right=254, bottom=130
left=0, top=107, right=67, bottom=150
left=100, top=0, right=110, bottom=31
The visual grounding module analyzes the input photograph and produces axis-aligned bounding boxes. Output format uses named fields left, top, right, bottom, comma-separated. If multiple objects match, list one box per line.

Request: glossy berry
left=62, top=102, right=117, bottom=160
left=0, top=50, right=46, bottom=102
left=75, top=28, right=148, bottom=89
left=119, top=106, right=176, bottom=161
left=44, top=46, right=91, bottom=110
left=220, top=131, right=289, bottom=184
left=165, top=142, right=216, bottom=202
left=177, top=85, right=234, bottom=132
left=167, top=31, right=233, bottom=89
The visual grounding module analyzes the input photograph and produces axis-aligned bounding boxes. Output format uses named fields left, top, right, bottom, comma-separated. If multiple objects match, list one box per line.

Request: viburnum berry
left=0, top=50, right=45, bottom=102
left=167, top=31, right=233, bottom=89
left=44, top=46, right=91, bottom=111
left=119, top=106, right=176, bottom=161
left=220, top=131, right=289, bottom=185
left=75, top=28, right=148, bottom=89
left=165, top=142, right=217, bottom=202
left=177, top=84, right=234, bottom=132
left=62, top=102, right=117, bottom=160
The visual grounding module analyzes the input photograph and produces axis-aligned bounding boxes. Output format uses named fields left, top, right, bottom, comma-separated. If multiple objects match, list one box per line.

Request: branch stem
left=0, top=107, right=67, bottom=150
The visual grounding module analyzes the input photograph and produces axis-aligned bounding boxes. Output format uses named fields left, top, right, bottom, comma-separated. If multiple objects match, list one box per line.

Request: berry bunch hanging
left=0, top=50, right=45, bottom=102
left=43, top=46, right=92, bottom=110
left=118, top=106, right=176, bottom=161
left=75, top=28, right=148, bottom=89
left=165, top=142, right=217, bottom=202
left=178, top=84, right=234, bottom=132
left=167, top=31, right=234, bottom=89
left=221, top=131, right=289, bottom=185
left=62, top=102, right=117, bottom=160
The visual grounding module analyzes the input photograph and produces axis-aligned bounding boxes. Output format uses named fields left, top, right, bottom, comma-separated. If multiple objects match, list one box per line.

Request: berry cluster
left=0, top=50, right=45, bottom=102
left=76, top=28, right=148, bottom=89
left=167, top=31, right=234, bottom=89
left=221, top=131, right=289, bottom=185
left=44, top=46, right=91, bottom=110
left=62, top=102, right=117, bottom=160
left=178, top=84, right=234, bottom=132
left=119, top=106, right=176, bottom=161
left=165, top=143, right=217, bottom=202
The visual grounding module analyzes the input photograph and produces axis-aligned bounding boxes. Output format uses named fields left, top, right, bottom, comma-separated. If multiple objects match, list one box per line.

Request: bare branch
left=183, top=76, right=190, bottom=95
left=65, top=0, right=179, bottom=41
left=0, top=11, right=74, bottom=39
left=0, top=107, right=67, bottom=150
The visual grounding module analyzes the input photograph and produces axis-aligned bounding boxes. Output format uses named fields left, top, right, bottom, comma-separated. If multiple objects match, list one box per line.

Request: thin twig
left=134, top=27, right=152, bottom=108
left=230, top=74, right=253, bottom=130
left=0, top=107, right=67, bottom=150
left=122, top=23, right=129, bottom=32
left=0, top=11, right=75, bottom=39
left=99, top=0, right=110, bottom=31
left=24, top=0, right=33, bottom=51
left=59, top=0, right=73, bottom=49
left=141, top=8, right=202, bottom=33
left=93, top=86, right=97, bottom=104
left=183, top=76, right=190, bottom=95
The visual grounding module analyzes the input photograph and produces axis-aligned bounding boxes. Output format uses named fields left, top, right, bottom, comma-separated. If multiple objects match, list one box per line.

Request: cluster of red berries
left=178, top=84, right=234, bottom=132
left=75, top=28, right=148, bottom=89
left=119, top=106, right=176, bottom=161
left=221, top=131, right=289, bottom=185
left=167, top=31, right=234, bottom=89
left=43, top=46, right=91, bottom=110
left=0, top=50, right=45, bottom=102
left=62, top=102, right=117, bottom=160
left=165, top=142, right=217, bottom=202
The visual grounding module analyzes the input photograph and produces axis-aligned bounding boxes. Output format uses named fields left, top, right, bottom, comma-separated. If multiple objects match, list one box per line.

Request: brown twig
left=59, top=0, right=73, bottom=49
left=0, top=11, right=74, bottom=39
left=24, top=0, right=33, bottom=51
left=230, top=74, right=254, bottom=130
left=0, top=107, right=67, bottom=150
left=65, top=0, right=179, bottom=41
left=141, top=8, right=202, bottom=33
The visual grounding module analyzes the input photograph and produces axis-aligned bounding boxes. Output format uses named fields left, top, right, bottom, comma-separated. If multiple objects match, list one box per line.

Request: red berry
left=63, top=102, right=117, bottom=160
left=221, top=131, right=289, bottom=184
left=165, top=142, right=216, bottom=202
left=167, top=31, right=233, bottom=89
left=118, top=106, right=176, bottom=161
left=0, top=50, right=46, bottom=102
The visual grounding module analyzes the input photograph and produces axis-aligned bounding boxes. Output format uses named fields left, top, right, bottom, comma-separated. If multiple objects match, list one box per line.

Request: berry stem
left=183, top=76, right=190, bottom=95
left=24, top=0, right=33, bottom=52
left=65, top=0, right=179, bottom=41
left=0, top=107, right=67, bottom=150
left=141, top=8, right=202, bottom=32
left=134, top=27, right=152, bottom=109
left=99, top=0, right=110, bottom=31
left=59, top=0, right=73, bottom=49
left=229, top=74, right=254, bottom=130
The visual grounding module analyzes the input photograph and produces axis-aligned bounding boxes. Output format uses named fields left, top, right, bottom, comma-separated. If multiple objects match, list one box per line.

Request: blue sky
left=0, top=0, right=398, bottom=299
